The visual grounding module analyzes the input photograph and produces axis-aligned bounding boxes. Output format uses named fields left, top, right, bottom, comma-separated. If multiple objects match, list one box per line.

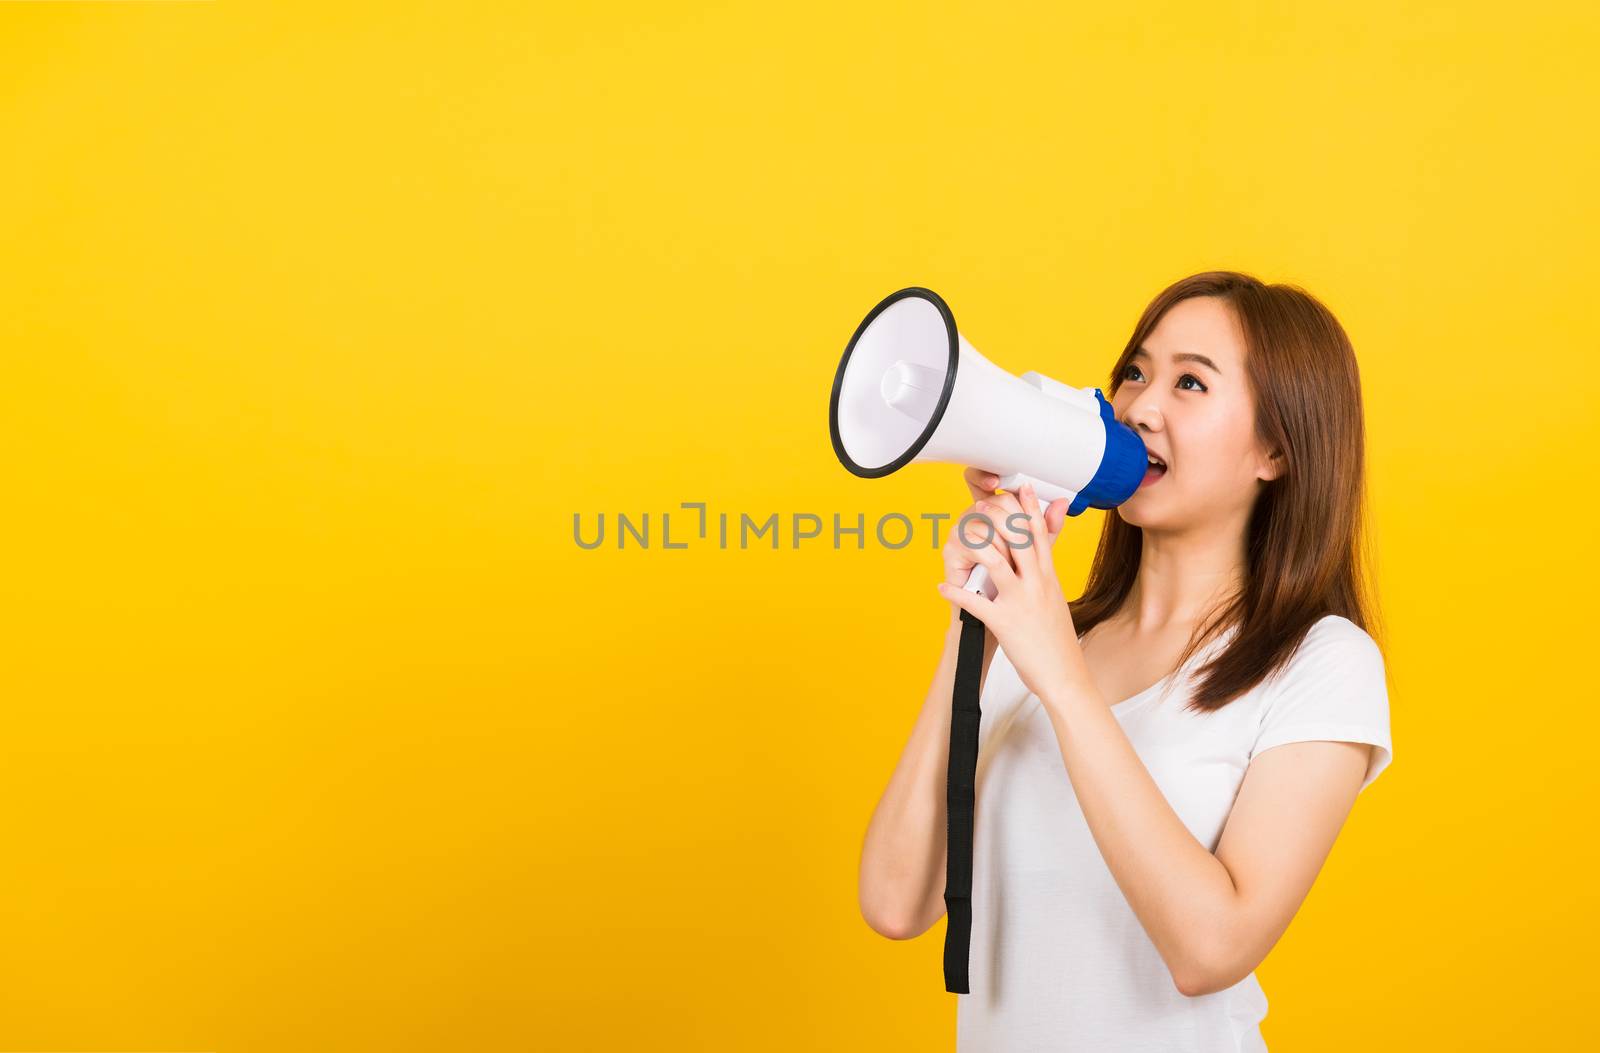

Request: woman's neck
left=1125, top=521, right=1248, bottom=635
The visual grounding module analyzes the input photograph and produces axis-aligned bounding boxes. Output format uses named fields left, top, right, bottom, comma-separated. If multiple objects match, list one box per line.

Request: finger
left=964, top=467, right=1000, bottom=502
left=979, top=501, right=1031, bottom=575
left=957, top=505, right=1007, bottom=553
left=937, top=578, right=999, bottom=623
left=986, top=489, right=1025, bottom=518
left=966, top=506, right=1021, bottom=588
left=1044, top=498, right=1071, bottom=541
left=1018, top=483, right=1054, bottom=575
left=983, top=492, right=1035, bottom=573
left=981, top=492, right=1031, bottom=557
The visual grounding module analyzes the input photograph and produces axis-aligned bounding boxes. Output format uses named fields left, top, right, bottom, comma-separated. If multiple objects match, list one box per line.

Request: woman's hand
left=960, top=465, right=1001, bottom=505
left=937, top=480, right=1090, bottom=704
left=940, top=467, right=1005, bottom=590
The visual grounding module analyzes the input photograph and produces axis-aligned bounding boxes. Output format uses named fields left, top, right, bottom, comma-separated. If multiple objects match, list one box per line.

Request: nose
left=1119, top=383, right=1164, bottom=435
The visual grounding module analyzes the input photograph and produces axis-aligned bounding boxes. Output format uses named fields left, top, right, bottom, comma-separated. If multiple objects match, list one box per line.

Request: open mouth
left=1140, top=453, right=1167, bottom=488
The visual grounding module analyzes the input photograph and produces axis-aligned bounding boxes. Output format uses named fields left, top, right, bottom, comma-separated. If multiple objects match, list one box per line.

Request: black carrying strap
left=943, top=607, right=987, bottom=994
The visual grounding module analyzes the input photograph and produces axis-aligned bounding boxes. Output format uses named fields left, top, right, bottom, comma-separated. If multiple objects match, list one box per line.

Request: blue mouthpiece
left=1066, top=389, right=1148, bottom=516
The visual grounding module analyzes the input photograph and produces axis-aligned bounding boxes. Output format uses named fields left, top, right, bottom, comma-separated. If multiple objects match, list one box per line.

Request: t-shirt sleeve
left=1251, top=616, right=1394, bottom=792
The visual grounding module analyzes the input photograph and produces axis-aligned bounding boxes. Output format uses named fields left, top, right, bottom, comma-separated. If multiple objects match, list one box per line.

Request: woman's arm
left=857, top=610, right=999, bottom=941
left=936, top=482, right=1376, bottom=996
left=1039, top=679, right=1372, bottom=996
left=859, top=466, right=1009, bottom=940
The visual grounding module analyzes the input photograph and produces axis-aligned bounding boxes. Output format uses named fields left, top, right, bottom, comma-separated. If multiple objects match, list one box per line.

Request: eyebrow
left=1130, top=345, right=1223, bottom=375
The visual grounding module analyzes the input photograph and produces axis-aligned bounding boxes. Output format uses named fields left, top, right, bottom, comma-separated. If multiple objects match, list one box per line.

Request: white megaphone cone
left=828, top=286, right=1148, bottom=600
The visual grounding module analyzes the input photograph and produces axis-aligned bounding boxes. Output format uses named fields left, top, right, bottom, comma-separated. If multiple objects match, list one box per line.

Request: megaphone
left=829, top=286, right=1149, bottom=997
left=829, top=286, right=1148, bottom=599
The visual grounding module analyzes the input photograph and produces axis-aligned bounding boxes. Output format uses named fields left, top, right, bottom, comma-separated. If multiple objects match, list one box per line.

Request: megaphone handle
left=963, top=563, right=996, bottom=601
left=996, top=472, right=1077, bottom=508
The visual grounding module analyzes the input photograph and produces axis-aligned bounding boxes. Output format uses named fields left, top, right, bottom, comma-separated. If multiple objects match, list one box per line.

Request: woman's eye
left=1120, top=363, right=1203, bottom=392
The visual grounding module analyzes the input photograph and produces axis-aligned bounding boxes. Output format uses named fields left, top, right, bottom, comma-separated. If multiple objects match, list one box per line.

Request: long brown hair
left=1068, top=271, right=1383, bottom=712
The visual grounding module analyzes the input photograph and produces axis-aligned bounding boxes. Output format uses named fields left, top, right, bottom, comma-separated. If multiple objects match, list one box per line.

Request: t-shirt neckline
left=1076, top=623, right=1239, bottom=713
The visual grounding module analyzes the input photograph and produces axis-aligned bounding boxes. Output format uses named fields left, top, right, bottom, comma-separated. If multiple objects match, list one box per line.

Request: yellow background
left=2, top=2, right=1595, bottom=1050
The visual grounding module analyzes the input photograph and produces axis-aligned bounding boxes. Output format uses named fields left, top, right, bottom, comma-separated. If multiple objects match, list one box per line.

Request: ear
left=1257, top=446, right=1285, bottom=483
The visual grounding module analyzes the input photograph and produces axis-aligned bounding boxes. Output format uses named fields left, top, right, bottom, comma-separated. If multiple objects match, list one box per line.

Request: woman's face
left=1109, top=295, right=1281, bottom=533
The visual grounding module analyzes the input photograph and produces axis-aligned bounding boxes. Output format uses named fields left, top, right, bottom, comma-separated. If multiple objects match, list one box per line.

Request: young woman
left=858, top=271, right=1393, bottom=1051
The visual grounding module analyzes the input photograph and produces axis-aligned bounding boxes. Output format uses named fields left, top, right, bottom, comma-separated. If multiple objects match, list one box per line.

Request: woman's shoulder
left=1266, top=612, right=1387, bottom=694
left=1251, top=612, right=1394, bottom=791
left=1295, top=613, right=1383, bottom=661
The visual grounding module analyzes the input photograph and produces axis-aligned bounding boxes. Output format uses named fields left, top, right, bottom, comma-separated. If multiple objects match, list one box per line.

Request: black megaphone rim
left=828, top=286, right=961, bottom=479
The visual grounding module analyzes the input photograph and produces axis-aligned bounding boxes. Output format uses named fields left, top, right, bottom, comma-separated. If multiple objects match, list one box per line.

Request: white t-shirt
left=956, top=613, right=1393, bottom=1052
